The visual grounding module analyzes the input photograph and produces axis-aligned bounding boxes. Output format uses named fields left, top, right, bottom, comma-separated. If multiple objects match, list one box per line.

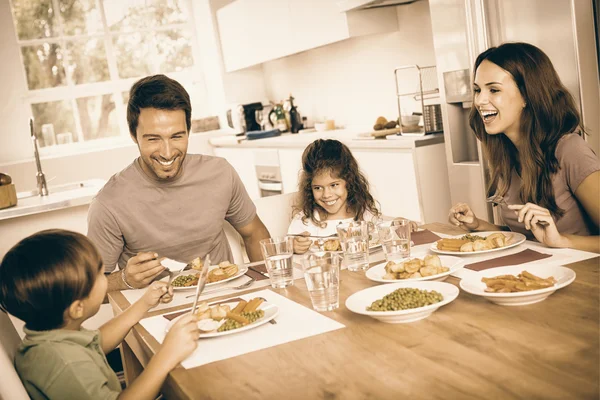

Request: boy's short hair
left=0, top=230, right=103, bottom=331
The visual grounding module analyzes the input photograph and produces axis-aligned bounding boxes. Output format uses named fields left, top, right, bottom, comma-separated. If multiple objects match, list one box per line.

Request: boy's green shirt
left=16, top=327, right=121, bottom=400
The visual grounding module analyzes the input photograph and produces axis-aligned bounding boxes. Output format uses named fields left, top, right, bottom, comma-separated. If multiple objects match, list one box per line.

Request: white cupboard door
left=279, top=148, right=304, bottom=194
left=213, top=148, right=260, bottom=200
left=352, top=150, right=422, bottom=222
left=288, top=0, right=349, bottom=52
left=218, top=0, right=293, bottom=72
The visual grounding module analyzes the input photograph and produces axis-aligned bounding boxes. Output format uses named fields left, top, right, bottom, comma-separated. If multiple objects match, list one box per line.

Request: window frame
left=9, top=0, right=205, bottom=157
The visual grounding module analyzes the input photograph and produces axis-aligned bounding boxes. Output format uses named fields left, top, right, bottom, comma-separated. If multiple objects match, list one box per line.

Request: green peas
left=367, top=288, right=443, bottom=311
left=217, top=310, right=265, bottom=332
left=171, top=274, right=198, bottom=287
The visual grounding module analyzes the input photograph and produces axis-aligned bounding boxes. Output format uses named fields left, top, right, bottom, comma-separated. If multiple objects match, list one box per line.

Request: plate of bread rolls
left=366, top=254, right=464, bottom=283
left=165, top=297, right=279, bottom=338
left=431, top=232, right=526, bottom=255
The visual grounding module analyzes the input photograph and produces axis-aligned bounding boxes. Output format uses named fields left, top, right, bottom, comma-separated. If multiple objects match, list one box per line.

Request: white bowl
left=345, top=281, right=459, bottom=323
left=401, top=115, right=420, bottom=126
left=365, top=255, right=465, bottom=283
left=459, top=264, right=576, bottom=306
left=314, top=123, right=327, bottom=132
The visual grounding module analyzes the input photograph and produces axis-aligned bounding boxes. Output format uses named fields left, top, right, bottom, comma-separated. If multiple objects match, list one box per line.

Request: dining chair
left=254, top=192, right=297, bottom=238
left=0, top=312, right=29, bottom=400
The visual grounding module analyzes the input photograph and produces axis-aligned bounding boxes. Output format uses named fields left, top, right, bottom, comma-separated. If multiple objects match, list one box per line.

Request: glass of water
left=260, top=237, right=295, bottom=289
left=302, top=252, right=341, bottom=312
left=376, top=218, right=411, bottom=263
left=336, top=221, right=369, bottom=271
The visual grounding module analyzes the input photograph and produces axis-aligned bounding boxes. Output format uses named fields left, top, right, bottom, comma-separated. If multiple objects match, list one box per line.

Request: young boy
left=0, top=229, right=200, bottom=400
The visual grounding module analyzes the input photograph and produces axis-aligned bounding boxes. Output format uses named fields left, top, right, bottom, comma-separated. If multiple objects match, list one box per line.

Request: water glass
left=336, top=221, right=369, bottom=271
left=377, top=218, right=411, bottom=262
left=302, top=252, right=341, bottom=311
left=260, top=237, right=295, bottom=289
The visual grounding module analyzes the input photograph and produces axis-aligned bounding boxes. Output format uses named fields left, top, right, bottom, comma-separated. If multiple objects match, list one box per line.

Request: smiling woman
left=448, top=42, right=600, bottom=253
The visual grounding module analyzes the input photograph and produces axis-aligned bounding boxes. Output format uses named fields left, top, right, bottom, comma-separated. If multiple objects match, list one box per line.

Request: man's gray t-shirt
left=87, top=154, right=256, bottom=272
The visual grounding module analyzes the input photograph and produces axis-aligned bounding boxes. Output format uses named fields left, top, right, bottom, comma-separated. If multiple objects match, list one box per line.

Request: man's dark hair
left=127, top=74, right=192, bottom=138
left=0, top=230, right=103, bottom=331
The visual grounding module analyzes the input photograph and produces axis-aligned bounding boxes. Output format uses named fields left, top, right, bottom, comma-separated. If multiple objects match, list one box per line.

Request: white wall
left=261, top=1, right=436, bottom=128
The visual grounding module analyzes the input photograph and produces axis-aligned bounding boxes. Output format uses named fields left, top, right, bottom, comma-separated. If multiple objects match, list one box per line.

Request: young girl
left=449, top=42, right=599, bottom=252
left=0, top=229, right=201, bottom=400
left=289, top=139, right=392, bottom=254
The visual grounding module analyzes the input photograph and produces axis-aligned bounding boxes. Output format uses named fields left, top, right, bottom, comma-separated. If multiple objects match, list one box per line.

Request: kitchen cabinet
left=217, top=0, right=398, bottom=72
left=213, top=147, right=260, bottom=199
left=279, top=148, right=304, bottom=194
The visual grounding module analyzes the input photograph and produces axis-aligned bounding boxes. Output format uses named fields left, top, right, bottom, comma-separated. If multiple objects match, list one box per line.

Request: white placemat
left=139, top=289, right=345, bottom=368
left=120, top=262, right=304, bottom=312
left=418, top=232, right=598, bottom=279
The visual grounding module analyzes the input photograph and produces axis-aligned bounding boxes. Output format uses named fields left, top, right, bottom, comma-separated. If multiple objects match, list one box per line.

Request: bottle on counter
left=288, top=94, right=302, bottom=134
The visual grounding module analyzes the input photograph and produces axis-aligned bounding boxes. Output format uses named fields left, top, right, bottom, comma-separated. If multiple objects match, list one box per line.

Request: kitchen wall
left=262, top=1, right=436, bottom=128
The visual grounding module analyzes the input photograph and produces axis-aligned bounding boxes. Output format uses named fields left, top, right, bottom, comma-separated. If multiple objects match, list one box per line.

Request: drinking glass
left=336, top=221, right=369, bottom=271
left=302, top=252, right=341, bottom=311
left=255, top=110, right=265, bottom=130
left=376, top=218, right=411, bottom=262
left=260, top=237, right=295, bottom=288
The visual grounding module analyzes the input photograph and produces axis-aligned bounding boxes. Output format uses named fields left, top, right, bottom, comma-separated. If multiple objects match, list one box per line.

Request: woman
left=448, top=42, right=599, bottom=253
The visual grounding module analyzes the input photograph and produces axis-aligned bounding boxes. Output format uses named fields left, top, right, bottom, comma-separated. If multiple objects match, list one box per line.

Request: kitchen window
left=9, top=0, right=205, bottom=153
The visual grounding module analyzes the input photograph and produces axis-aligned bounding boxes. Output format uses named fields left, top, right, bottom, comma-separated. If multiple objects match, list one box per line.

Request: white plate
left=366, top=255, right=465, bottom=283
left=459, top=264, right=576, bottom=306
left=345, top=281, right=459, bottom=323
left=430, top=231, right=526, bottom=256
left=165, top=301, right=279, bottom=338
left=168, top=264, right=249, bottom=291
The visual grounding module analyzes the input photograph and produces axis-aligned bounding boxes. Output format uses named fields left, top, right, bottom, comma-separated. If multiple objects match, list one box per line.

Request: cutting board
left=0, top=184, right=17, bottom=210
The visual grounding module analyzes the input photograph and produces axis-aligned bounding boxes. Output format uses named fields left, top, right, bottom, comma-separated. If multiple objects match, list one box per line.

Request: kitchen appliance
left=428, top=0, right=599, bottom=224
left=253, top=149, right=283, bottom=198
left=226, top=103, right=264, bottom=134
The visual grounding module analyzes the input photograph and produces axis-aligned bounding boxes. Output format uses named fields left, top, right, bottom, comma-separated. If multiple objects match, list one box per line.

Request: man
left=88, top=74, right=270, bottom=291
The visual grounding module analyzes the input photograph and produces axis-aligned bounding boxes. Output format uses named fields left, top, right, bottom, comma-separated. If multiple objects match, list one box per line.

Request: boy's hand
left=141, top=281, right=174, bottom=310
left=293, top=232, right=312, bottom=254
left=160, top=314, right=200, bottom=368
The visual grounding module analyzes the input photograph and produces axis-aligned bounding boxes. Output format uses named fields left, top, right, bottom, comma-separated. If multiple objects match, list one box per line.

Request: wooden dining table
left=108, top=223, right=599, bottom=399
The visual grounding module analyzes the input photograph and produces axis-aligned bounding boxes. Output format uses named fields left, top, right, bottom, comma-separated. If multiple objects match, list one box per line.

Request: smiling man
left=87, top=75, right=270, bottom=291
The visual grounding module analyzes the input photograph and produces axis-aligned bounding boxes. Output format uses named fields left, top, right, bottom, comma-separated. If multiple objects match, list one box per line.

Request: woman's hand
left=448, top=203, right=480, bottom=231
left=408, top=220, right=419, bottom=232
left=508, top=203, right=569, bottom=248
left=159, top=314, right=200, bottom=369
left=140, top=281, right=174, bottom=310
left=293, top=231, right=312, bottom=254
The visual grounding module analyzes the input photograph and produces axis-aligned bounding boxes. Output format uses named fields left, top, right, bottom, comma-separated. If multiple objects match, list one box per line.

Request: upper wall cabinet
left=217, top=0, right=398, bottom=72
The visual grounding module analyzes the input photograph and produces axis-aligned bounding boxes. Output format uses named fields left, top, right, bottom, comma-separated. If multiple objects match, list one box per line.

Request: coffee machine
left=226, top=102, right=264, bottom=134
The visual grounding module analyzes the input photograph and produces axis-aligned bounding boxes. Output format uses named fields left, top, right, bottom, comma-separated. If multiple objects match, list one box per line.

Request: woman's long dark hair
left=295, top=139, right=380, bottom=225
left=469, top=42, right=582, bottom=218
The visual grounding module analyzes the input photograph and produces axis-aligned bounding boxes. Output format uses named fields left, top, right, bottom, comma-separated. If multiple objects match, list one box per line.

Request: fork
left=185, top=277, right=256, bottom=298
left=486, top=195, right=549, bottom=226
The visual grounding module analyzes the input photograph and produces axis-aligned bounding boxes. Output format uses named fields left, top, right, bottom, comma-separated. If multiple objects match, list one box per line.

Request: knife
left=190, top=254, right=210, bottom=316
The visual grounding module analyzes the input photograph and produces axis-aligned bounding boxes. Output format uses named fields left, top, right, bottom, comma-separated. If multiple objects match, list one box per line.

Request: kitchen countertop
left=0, top=179, right=106, bottom=221
left=209, top=128, right=444, bottom=150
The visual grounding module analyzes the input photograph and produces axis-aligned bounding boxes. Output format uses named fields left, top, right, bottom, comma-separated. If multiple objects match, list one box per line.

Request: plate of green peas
left=345, top=281, right=459, bottom=323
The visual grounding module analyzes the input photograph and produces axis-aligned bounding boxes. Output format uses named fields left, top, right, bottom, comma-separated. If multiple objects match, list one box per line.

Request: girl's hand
left=448, top=203, right=480, bottom=231
left=159, top=314, right=200, bottom=369
left=409, top=220, right=419, bottom=232
left=508, top=203, right=569, bottom=248
left=293, top=231, right=312, bottom=254
left=140, top=281, right=174, bottom=310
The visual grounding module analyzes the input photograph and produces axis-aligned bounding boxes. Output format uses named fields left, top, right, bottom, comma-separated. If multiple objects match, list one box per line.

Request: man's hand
left=124, top=252, right=166, bottom=289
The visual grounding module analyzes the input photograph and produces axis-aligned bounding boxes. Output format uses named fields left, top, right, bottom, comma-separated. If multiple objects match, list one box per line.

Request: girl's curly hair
left=295, top=139, right=380, bottom=226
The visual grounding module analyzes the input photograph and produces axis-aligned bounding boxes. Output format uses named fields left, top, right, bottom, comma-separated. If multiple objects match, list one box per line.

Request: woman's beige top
left=500, top=133, right=600, bottom=238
